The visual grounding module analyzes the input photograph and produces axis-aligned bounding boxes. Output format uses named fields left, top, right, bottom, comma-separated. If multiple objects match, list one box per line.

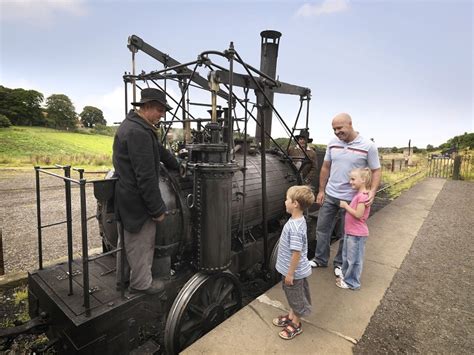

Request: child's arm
left=340, top=201, right=366, bottom=219
left=285, top=250, right=301, bottom=285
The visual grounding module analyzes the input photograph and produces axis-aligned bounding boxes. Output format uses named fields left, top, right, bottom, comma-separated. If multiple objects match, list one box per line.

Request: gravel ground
left=354, top=180, right=474, bottom=354
left=0, top=169, right=104, bottom=274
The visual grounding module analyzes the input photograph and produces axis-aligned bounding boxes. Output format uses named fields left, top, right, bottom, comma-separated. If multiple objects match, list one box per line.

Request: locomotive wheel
left=164, top=272, right=242, bottom=354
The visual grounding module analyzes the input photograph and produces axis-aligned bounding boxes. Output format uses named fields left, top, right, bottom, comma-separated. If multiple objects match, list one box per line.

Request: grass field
left=0, top=126, right=113, bottom=167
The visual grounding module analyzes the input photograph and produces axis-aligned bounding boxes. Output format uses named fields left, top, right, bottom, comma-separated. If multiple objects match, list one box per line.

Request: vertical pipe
left=132, top=51, right=137, bottom=104
left=260, top=108, right=268, bottom=268
left=181, top=79, right=190, bottom=144
left=124, top=79, right=128, bottom=118
left=255, top=30, right=281, bottom=146
left=79, top=180, right=91, bottom=316
left=35, top=167, right=43, bottom=270
left=227, top=42, right=235, bottom=162
left=305, top=96, right=310, bottom=129
left=64, top=166, right=74, bottom=295
left=241, top=88, right=249, bottom=242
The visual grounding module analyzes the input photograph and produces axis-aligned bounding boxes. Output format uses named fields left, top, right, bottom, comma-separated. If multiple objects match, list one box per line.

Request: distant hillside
left=0, top=126, right=113, bottom=167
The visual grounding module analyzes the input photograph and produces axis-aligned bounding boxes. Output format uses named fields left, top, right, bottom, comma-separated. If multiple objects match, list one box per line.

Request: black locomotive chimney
left=255, top=30, right=281, bottom=146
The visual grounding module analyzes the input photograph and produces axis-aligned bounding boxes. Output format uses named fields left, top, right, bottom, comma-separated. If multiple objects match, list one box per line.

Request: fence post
left=452, top=155, right=462, bottom=180
left=391, top=159, right=395, bottom=172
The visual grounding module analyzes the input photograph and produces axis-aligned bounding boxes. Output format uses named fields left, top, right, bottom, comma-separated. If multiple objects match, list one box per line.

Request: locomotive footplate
left=27, top=254, right=192, bottom=354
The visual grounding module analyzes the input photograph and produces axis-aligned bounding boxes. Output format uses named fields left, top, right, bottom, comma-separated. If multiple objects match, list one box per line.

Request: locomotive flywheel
left=164, top=271, right=242, bottom=354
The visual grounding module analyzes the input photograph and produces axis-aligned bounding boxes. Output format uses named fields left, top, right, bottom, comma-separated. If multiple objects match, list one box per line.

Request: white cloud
left=295, top=0, right=350, bottom=18
left=1, top=0, right=87, bottom=25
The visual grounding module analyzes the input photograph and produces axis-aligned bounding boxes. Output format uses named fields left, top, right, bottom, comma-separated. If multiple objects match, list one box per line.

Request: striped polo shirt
left=275, top=216, right=312, bottom=279
left=324, top=134, right=380, bottom=201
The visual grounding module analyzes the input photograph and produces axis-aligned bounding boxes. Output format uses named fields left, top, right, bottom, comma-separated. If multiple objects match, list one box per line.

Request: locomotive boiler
left=0, top=31, right=318, bottom=354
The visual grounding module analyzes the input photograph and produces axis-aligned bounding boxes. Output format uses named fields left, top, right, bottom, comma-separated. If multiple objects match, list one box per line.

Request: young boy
left=273, top=185, right=315, bottom=340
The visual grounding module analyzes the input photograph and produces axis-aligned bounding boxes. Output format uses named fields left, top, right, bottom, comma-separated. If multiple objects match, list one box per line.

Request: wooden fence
left=427, top=155, right=472, bottom=180
left=380, top=158, right=415, bottom=172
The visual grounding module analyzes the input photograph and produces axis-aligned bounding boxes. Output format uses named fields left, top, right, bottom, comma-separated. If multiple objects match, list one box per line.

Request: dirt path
left=0, top=169, right=103, bottom=274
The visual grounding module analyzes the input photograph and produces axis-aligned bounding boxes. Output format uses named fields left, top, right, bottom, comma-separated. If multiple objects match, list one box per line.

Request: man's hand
left=152, top=213, right=165, bottom=223
left=284, top=274, right=294, bottom=286
left=366, top=190, right=376, bottom=206
left=316, top=191, right=325, bottom=205
left=340, top=200, right=349, bottom=209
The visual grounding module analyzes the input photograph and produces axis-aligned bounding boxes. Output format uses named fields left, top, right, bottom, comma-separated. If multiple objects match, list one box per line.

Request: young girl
left=337, top=168, right=372, bottom=290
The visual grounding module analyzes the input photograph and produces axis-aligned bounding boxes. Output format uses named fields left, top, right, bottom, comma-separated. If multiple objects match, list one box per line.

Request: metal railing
left=34, top=165, right=118, bottom=316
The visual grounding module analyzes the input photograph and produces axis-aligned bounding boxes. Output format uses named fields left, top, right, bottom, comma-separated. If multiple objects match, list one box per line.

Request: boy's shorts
left=282, top=277, right=312, bottom=317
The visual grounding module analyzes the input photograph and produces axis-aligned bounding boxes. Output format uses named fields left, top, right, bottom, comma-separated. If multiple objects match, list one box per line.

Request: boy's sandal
left=279, top=321, right=303, bottom=340
left=272, top=314, right=291, bottom=327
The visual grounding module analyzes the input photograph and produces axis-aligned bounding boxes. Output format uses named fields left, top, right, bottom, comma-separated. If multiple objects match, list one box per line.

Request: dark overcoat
left=113, top=110, right=179, bottom=233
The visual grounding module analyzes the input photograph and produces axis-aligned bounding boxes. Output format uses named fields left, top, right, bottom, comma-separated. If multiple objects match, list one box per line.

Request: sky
left=0, top=0, right=472, bottom=148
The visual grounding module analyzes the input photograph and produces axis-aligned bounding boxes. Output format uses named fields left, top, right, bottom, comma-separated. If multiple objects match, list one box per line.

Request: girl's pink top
left=344, top=191, right=370, bottom=237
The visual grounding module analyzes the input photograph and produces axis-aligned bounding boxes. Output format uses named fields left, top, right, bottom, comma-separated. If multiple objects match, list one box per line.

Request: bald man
left=309, top=113, right=381, bottom=276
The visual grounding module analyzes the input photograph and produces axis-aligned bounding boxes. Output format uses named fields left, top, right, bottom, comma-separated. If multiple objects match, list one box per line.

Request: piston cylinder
left=194, top=163, right=238, bottom=272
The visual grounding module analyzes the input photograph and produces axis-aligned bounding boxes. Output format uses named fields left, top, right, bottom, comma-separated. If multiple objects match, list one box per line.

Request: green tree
left=79, top=106, right=106, bottom=128
left=45, top=94, right=77, bottom=129
left=439, top=132, right=474, bottom=152
left=0, top=114, right=12, bottom=127
left=391, top=146, right=399, bottom=153
left=426, top=144, right=435, bottom=151
left=0, top=86, right=45, bottom=126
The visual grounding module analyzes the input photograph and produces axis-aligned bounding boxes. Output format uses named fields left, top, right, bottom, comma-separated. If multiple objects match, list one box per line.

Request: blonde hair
left=287, top=185, right=315, bottom=210
left=351, top=168, right=372, bottom=189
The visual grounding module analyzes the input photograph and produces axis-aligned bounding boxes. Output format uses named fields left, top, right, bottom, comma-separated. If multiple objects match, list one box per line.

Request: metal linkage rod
left=233, top=50, right=312, bottom=162
left=36, top=169, right=80, bottom=184
left=127, top=34, right=230, bottom=101
left=287, top=98, right=304, bottom=152
left=207, top=56, right=304, bottom=166
left=79, top=180, right=91, bottom=316
left=161, top=62, right=201, bottom=144
left=123, top=59, right=201, bottom=82
left=35, top=167, right=43, bottom=270
left=63, top=166, right=74, bottom=296
left=227, top=42, right=235, bottom=160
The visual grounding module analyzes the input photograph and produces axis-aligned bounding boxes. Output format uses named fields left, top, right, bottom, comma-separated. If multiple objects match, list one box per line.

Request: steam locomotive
left=0, top=31, right=321, bottom=354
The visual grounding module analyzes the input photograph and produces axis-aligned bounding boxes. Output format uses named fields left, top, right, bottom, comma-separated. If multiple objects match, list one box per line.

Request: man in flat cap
left=113, top=88, right=179, bottom=295
left=288, top=129, right=318, bottom=187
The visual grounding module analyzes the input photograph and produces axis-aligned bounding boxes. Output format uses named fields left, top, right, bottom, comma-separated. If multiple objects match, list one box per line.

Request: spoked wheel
left=164, top=271, right=242, bottom=354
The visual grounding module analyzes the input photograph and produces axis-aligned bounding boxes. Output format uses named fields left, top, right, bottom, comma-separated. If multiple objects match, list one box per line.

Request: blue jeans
left=314, top=194, right=345, bottom=267
left=341, top=234, right=367, bottom=289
